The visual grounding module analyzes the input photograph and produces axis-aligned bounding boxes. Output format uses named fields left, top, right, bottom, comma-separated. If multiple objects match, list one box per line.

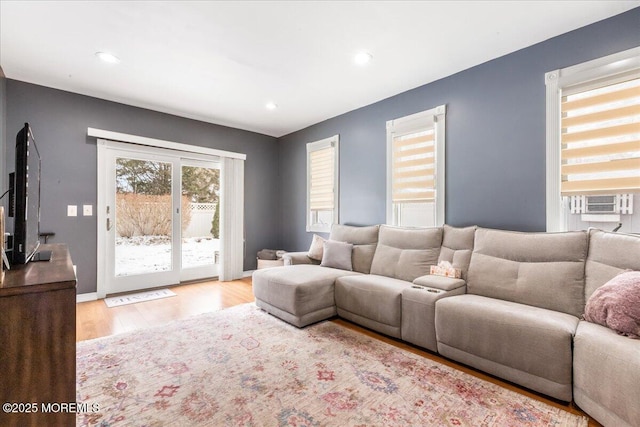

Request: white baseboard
left=77, top=292, right=98, bottom=303
left=77, top=273, right=253, bottom=302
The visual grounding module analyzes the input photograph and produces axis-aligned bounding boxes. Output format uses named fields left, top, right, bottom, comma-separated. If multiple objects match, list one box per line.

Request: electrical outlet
left=83, top=205, right=93, bottom=216
left=67, top=205, right=77, bottom=217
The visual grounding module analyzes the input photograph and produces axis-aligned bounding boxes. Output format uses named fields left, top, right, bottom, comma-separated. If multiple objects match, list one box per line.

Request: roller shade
left=561, top=78, right=640, bottom=196
left=309, top=145, right=335, bottom=210
left=391, top=129, right=435, bottom=203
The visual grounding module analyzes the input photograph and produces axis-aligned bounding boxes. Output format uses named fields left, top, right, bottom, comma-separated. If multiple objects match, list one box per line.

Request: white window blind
left=309, top=146, right=335, bottom=210
left=392, top=129, right=436, bottom=203
left=386, top=105, right=446, bottom=227
left=561, top=77, right=640, bottom=196
left=307, top=135, right=339, bottom=233
left=546, top=46, right=640, bottom=232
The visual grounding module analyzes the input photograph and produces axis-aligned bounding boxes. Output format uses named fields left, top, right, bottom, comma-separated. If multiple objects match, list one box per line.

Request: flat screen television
left=9, top=123, right=42, bottom=265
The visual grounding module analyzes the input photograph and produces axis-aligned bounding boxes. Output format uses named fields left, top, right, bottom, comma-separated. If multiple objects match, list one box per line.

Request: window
left=306, top=135, right=339, bottom=233
left=546, top=47, right=640, bottom=232
left=386, top=105, right=446, bottom=227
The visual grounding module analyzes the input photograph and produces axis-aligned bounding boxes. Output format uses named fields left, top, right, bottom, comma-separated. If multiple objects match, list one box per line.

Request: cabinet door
left=0, top=287, right=76, bottom=427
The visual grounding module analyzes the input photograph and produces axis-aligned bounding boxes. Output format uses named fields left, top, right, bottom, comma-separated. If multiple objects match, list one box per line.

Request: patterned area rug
left=76, top=304, right=587, bottom=426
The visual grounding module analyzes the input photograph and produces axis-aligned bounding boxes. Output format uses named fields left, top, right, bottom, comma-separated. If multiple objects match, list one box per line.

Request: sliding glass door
left=180, top=160, right=220, bottom=282
left=98, top=141, right=220, bottom=297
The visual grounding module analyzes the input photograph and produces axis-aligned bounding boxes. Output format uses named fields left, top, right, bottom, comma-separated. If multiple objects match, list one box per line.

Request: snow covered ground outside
left=115, top=236, right=219, bottom=276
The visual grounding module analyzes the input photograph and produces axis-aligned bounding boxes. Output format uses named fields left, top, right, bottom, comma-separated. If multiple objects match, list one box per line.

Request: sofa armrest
left=282, top=252, right=320, bottom=266
left=413, top=274, right=466, bottom=291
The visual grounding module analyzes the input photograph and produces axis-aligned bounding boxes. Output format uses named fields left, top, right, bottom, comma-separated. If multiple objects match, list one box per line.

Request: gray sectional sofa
left=252, top=224, right=640, bottom=427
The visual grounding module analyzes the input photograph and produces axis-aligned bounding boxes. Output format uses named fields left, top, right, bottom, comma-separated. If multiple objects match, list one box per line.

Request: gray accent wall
left=5, top=81, right=279, bottom=294
left=278, top=7, right=640, bottom=252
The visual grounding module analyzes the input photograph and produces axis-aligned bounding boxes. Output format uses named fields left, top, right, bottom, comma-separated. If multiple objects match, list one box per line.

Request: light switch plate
left=67, top=205, right=77, bottom=217
left=83, top=204, right=93, bottom=216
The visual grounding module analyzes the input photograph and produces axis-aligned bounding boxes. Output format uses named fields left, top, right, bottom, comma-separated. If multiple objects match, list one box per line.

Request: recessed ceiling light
left=95, top=51, right=120, bottom=64
left=354, top=51, right=373, bottom=66
left=265, top=102, right=278, bottom=110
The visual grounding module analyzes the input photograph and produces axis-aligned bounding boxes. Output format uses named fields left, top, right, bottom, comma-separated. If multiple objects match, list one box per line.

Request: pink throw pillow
left=584, top=271, right=640, bottom=339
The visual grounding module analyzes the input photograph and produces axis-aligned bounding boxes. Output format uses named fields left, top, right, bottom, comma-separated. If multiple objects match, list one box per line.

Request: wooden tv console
left=0, top=244, right=77, bottom=427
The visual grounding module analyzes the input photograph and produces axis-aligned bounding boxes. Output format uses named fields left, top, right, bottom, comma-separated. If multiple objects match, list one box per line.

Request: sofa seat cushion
left=335, top=274, right=413, bottom=337
left=436, top=294, right=579, bottom=401
left=574, top=321, right=640, bottom=427
left=253, top=265, right=360, bottom=318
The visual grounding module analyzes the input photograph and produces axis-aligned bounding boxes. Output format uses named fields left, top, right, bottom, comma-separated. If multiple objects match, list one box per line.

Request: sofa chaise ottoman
left=252, top=224, right=378, bottom=327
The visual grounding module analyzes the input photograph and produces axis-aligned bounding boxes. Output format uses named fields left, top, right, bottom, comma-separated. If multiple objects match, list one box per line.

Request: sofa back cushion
left=370, top=225, right=442, bottom=282
left=586, top=229, right=640, bottom=301
left=467, top=228, right=588, bottom=317
left=438, top=225, right=477, bottom=279
left=329, top=224, right=379, bottom=274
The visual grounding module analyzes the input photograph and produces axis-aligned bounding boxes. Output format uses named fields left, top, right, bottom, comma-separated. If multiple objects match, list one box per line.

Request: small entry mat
left=104, top=289, right=176, bottom=308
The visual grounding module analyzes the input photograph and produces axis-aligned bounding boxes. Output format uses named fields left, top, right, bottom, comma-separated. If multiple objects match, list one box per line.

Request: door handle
left=106, top=205, right=112, bottom=231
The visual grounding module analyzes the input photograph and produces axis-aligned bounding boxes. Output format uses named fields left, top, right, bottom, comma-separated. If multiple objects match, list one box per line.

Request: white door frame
left=97, top=139, right=222, bottom=298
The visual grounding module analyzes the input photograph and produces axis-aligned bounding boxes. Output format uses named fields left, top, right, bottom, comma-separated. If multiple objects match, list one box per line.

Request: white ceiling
left=1, top=1, right=638, bottom=138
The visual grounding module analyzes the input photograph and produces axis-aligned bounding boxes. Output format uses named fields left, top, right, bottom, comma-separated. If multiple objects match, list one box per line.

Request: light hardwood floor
left=76, top=278, right=600, bottom=426
left=76, top=278, right=253, bottom=341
